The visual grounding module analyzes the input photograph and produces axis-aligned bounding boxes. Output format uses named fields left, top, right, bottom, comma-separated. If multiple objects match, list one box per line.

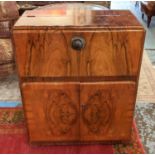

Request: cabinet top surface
left=14, top=3, right=143, bottom=30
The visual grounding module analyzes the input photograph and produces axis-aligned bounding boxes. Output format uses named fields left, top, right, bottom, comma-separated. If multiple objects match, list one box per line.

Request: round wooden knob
left=71, top=37, right=85, bottom=50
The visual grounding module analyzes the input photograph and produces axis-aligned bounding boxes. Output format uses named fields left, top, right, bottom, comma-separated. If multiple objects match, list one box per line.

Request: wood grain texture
left=13, top=30, right=71, bottom=77
left=13, top=4, right=143, bottom=29
left=80, top=82, right=136, bottom=141
left=13, top=29, right=145, bottom=77
left=87, top=30, right=145, bottom=76
left=22, top=82, right=80, bottom=143
left=22, top=81, right=136, bottom=142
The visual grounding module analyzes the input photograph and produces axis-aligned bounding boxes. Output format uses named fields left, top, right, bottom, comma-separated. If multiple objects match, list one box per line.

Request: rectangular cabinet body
left=13, top=3, right=145, bottom=144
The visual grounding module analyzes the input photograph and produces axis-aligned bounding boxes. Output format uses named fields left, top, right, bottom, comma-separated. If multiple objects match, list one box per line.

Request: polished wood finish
left=22, top=81, right=136, bottom=143
left=13, top=3, right=145, bottom=144
left=13, top=30, right=144, bottom=77
left=22, top=82, right=80, bottom=143
left=14, top=4, right=142, bottom=29
left=80, top=82, right=136, bottom=141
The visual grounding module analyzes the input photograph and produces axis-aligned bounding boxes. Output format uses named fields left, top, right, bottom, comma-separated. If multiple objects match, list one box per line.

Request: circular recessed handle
left=71, top=36, right=85, bottom=51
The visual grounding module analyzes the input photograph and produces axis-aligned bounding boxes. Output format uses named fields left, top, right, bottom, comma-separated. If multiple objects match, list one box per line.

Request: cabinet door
left=14, top=30, right=144, bottom=78
left=13, top=30, right=94, bottom=77
left=13, top=30, right=74, bottom=77
left=22, top=82, right=80, bottom=143
left=80, top=82, right=136, bottom=142
left=81, top=30, right=144, bottom=76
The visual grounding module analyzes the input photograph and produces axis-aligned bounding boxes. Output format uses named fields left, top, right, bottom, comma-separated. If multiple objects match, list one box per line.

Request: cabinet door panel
left=22, top=82, right=80, bottom=143
left=14, top=30, right=72, bottom=77
left=85, top=30, right=144, bottom=76
left=80, top=82, right=136, bottom=142
left=14, top=30, right=144, bottom=78
left=13, top=30, right=94, bottom=77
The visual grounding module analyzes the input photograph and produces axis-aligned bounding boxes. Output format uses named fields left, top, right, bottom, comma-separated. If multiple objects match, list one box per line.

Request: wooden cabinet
left=13, top=3, right=145, bottom=144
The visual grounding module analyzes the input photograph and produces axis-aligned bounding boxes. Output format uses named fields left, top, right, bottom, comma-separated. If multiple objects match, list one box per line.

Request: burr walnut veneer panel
left=80, top=82, right=136, bottom=142
left=22, top=81, right=136, bottom=143
left=22, top=82, right=80, bottom=143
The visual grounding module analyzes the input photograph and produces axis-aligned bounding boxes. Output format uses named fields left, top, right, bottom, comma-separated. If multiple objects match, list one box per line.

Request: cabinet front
left=13, top=29, right=144, bottom=77
left=22, top=81, right=136, bottom=143
left=80, top=81, right=136, bottom=142
left=22, top=82, right=80, bottom=143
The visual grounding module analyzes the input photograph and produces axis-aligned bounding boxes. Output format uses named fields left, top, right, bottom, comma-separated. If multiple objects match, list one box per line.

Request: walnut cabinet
left=13, top=3, right=145, bottom=143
